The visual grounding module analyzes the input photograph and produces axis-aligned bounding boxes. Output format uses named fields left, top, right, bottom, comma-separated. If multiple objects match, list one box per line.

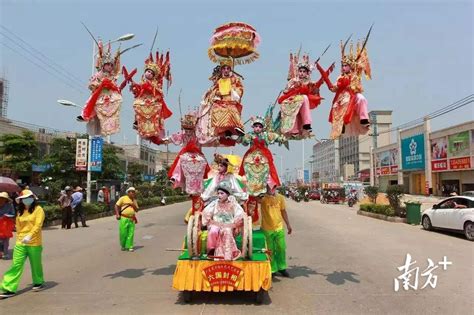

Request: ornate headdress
left=340, top=39, right=372, bottom=92
left=216, top=180, right=233, bottom=195
left=287, top=51, right=312, bottom=81
left=181, top=112, right=197, bottom=130
left=143, top=50, right=172, bottom=89
left=251, top=115, right=265, bottom=128
left=96, top=40, right=121, bottom=75
left=219, top=57, right=234, bottom=69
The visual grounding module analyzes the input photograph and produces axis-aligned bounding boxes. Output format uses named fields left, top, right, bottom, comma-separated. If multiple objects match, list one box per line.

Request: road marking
left=142, top=235, right=154, bottom=240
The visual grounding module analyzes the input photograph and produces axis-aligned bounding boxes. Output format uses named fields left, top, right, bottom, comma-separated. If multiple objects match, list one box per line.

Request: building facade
left=372, top=120, right=474, bottom=195
left=312, top=139, right=340, bottom=183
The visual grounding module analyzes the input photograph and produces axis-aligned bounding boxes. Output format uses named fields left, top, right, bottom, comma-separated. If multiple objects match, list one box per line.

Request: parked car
left=421, top=196, right=474, bottom=241
left=461, top=191, right=474, bottom=197
left=309, top=190, right=321, bottom=200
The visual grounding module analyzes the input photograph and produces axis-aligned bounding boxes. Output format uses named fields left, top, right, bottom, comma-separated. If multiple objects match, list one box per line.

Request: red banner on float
left=449, top=157, right=471, bottom=170
left=202, top=264, right=244, bottom=288
left=432, top=159, right=448, bottom=172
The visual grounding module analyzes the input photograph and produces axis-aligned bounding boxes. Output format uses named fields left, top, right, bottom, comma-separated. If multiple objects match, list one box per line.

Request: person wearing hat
left=0, top=192, right=15, bottom=259
left=201, top=181, right=244, bottom=260
left=259, top=185, right=292, bottom=278
left=71, top=186, right=88, bottom=228
left=58, top=186, right=73, bottom=229
left=115, top=187, right=139, bottom=252
left=0, top=190, right=45, bottom=298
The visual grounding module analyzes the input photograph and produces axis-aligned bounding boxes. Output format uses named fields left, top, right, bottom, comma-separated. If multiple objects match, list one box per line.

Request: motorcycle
left=347, top=193, right=358, bottom=207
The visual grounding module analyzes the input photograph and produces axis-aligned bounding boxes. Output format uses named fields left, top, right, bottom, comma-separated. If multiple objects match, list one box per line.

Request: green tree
left=386, top=185, right=405, bottom=216
left=364, top=186, right=379, bottom=204
left=43, top=137, right=82, bottom=184
left=127, top=162, right=144, bottom=185
left=0, top=131, right=38, bottom=175
left=94, top=145, right=123, bottom=180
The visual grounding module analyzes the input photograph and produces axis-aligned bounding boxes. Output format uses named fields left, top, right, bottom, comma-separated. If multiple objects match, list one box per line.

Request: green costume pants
left=1, top=245, right=44, bottom=293
left=119, top=217, right=135, bottom=250
left=262, top=229, right=287, bottom=273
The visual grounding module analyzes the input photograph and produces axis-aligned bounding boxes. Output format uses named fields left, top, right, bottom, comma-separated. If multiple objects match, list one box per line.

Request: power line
left=0, top=25, right=86, bottom=87
left=1, top=42, right=84, bottom=95
left=358, top=94, right=474, bottom=145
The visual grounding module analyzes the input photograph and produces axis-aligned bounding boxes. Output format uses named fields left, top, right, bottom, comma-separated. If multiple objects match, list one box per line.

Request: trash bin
left=406, top=202, right=421, bottom=225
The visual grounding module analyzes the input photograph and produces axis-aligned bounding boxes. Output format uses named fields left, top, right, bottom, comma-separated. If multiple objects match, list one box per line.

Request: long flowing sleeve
left=202, top=200, right=217, bottom=226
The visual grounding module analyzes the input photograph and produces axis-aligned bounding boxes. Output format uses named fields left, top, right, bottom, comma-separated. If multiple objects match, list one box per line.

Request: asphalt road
left=1, top=199, right=472, bottom=314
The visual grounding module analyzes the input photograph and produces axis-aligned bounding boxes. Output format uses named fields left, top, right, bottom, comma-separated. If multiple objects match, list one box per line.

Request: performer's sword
left=315, top=43, right=331, bottom=64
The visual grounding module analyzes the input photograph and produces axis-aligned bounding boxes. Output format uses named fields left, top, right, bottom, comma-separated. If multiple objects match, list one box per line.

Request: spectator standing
left=58, top=187, right=73, bottom=229
left=0, top=190, right=46, bottom=298
left=71, top=186, right=88, bottom=228
left=0, top=192, right=15, bottom=259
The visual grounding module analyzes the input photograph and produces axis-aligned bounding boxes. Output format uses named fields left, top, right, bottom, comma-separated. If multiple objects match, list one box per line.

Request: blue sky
left=1, top=0, right=473, bottom=175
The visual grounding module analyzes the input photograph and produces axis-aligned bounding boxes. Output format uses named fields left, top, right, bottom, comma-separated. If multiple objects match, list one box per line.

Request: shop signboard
left=89, top=137, right=103, bottom=172
left=75, top=139, right=88, bottom=171
left=449, top=157, right=471, bottom=170
left=448, top=131, right=469, bottom=158
left=431, top=159, right=448, bottom=172
left=401, top=134, right=425, bottom=170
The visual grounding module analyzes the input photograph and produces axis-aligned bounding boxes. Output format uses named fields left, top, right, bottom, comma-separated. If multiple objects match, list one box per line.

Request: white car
left=422, top=196, right=474, bottom=241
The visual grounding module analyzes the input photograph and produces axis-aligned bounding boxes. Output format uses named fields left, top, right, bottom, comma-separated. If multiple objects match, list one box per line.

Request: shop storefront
left=375, top=147, right=399, bottom=191
left=431, top=130, right=474, bottom=195
left=401, top=133, right=426, bottom=194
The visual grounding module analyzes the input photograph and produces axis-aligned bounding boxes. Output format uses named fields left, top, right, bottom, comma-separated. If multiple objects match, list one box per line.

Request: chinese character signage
left=449, top=157, right=471, bottom=170
left=75, top=139, right=88, bottom=171
left=202, top=264, right=244, bottom=289
left=401, top=134, right=425, bottom=170
left=89, top=137, right=103, bottom=172
left=448, top=131, right=469, bottom=158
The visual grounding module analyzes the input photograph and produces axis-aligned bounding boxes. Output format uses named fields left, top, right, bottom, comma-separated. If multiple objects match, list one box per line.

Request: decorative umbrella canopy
left=0, top=176, right=21, bottom=193
left=208, top=22, right=261, bottom=65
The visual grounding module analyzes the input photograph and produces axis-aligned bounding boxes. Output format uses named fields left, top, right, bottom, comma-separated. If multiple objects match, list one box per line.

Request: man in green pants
left=260, top=186, right=292, bottom=277
left=115, top=187, right=139, bottom=252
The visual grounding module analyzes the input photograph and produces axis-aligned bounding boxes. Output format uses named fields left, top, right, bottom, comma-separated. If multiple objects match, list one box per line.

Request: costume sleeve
left=316, top=63, right=335, bottom=91
left=88, top=73, right=102, bottom=91
left=229, top=175, right=249, bottom=202
left=201, top=200, right=216, bottom=226
left=232, top=77, right=244, bottom=99
left=170, top=132, right=184, bottom=146
left=232, top=202, right=245, bottom=224
left=201, top=178, right=217, bottom=202
left=28, top=206, right=45, bottom=239
left=238, top=134, right=253, bottom=146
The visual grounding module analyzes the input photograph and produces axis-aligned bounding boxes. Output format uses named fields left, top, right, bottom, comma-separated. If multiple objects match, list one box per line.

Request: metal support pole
left=424, top=117, right=432, bottom=195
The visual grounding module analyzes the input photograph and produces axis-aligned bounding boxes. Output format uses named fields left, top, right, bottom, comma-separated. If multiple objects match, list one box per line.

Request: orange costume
left=317, top=39, right=372, bottom=139
left=130, top=51, right=173, bottom=145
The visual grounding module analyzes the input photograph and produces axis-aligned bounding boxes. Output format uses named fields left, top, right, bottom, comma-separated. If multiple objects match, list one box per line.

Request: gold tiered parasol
left=208, top=22, right=261, bottom=65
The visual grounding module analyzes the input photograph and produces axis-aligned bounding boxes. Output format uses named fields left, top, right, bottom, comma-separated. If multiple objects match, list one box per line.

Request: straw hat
left=0, top=192, right=12, bottom=201
left=15, top=189, right=38, bottom=203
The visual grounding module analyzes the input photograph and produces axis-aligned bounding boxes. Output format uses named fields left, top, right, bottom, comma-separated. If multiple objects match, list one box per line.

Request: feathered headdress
left=287, top=51, right=312, bottom=81
left=95, top=40, right=121, bottom=76
left=143, top=50, right=172, bottom=90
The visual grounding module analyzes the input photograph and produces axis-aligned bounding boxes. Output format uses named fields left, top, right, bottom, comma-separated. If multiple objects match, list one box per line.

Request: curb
left=357, top=210, right=407, bottom=223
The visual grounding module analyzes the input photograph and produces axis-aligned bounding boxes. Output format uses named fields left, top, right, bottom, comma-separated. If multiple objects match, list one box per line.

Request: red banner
left=449, top=157, right=471, bottom=170
left=202, top=263, right=244, bottom=289
left=390, top=165, right=398, bottom=174
left=432, top=159, right=448, bottom=172
left=380, top=167, right=391, bottom=175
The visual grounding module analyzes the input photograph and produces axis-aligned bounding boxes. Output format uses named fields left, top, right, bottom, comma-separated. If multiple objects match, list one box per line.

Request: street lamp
left=57, top=99, right=81, bottom=108
left=111, top=33, right=135, bottom=43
